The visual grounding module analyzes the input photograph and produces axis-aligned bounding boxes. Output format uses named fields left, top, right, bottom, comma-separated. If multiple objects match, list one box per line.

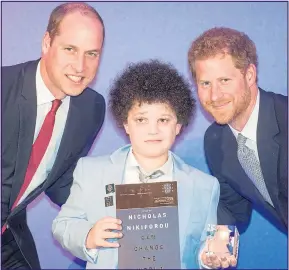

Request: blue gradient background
left=2, top=2, right=287, bottom=269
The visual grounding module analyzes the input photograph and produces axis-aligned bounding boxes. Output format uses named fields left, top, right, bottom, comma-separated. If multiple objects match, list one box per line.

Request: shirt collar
left=229, top=89, right=260, bottom=142
left=127, top=147, right=173, bottom=175
left=36, top=60, right=56, bottom=105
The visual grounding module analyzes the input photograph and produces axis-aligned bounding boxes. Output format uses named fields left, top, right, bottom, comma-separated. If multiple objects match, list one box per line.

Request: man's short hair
left=46, top=2, right=105, bottom=43
left=188, top=27, right=258, bottom=82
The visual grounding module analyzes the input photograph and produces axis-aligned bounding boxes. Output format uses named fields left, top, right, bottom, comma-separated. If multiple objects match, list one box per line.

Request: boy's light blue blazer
left=52, top=145, right=220, bottom=269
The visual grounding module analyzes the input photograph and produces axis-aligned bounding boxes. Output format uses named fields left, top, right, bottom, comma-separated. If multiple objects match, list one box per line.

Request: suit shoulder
left=182, top=162, right=219, bottom=191
left=272, top=91, right=287, bottom=110
left=192, top=166, right=218, bottom=186
left=262, top=89, right=287, bottom=125
left=2, top=60, right=40, bottom=90
left=187, top=165, right=220, bottom=202
left=72, top=87, right=106, bottom=123
left=2, top=60, right=37, bottom=74
left=2, top=61, right=27, bottom=72
left=204, top=122, right=225, bottom=154
left=2, top=61, right=28, bottom=84
left=265, top=89, right=287, bottom=100
left=78, top=155, right=111, bottom=169
left=205, top=122, right=223, bottom=140
left=83, top=87, right=105, bottom=104
left=261, top=89, right=287, bottom=106
left=2, top=61, right=35, bottom=104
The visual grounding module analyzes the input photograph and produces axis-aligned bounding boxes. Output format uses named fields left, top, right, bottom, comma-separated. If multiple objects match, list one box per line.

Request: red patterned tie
left=2, top=99, right=62, bottom=234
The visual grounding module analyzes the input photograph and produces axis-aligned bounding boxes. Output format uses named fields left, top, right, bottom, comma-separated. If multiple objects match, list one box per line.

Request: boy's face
left=124, top=102, right=182, bottom=160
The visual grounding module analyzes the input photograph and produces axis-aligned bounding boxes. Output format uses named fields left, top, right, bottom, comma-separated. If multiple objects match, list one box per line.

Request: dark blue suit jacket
left=204, top=88, right=287, bottom=232
left=1, top=59, right=105, bottom=268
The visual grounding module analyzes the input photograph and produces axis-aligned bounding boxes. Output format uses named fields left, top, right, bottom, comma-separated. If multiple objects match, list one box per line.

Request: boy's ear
left=123, top=122, right=129, bottom=134
left=176, top=124, right=182, bottom=135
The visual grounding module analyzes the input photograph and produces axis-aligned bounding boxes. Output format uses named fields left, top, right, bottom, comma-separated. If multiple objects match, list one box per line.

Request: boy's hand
left=85, top=217, right=123, bottom=249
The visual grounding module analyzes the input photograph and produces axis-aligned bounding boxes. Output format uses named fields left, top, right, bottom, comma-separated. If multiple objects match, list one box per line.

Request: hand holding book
left=85, top=217, right=123, bottom=249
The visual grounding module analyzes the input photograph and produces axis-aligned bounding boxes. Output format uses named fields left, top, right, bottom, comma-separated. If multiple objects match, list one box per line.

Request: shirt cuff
left=82, top=230, right=99, bottom=263
left=83, top=247, right=99, bottom=263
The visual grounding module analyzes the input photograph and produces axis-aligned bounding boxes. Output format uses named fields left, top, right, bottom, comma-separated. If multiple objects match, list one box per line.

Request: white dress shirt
left=17, top=61, right=70, bottom=205
left=229, top=90, right=260, bottom=162
left=124, top=148, right=174, bottom=184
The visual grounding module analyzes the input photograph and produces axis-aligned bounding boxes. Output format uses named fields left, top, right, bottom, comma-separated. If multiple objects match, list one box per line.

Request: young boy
left=52, top=60, right=234, bottom=269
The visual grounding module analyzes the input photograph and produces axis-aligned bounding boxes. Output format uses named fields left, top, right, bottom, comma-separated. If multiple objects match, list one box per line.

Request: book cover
left=116, top=181, right=181, bottom=269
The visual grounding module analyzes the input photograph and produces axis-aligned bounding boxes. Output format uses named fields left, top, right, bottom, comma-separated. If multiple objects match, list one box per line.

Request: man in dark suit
left=2, top=3, right=106, bottom=269
left=188, top=27, right=287, bottom=232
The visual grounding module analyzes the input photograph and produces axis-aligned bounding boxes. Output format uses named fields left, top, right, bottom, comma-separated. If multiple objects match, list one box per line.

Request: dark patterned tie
left=237, top=133, right=273, bottom=206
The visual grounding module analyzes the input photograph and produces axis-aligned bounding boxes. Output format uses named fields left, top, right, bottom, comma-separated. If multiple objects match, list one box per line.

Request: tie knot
left=148, top=170, right=164, bottom=179
left=138, top=168, right=164, bottom=183
left=51, top=99, right=62, bottom=114
left=237, top=133, right=247, bottom=147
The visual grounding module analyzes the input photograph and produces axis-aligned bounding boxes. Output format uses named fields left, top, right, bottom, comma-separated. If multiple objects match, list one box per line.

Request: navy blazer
left=204, top=88, right=287, bottom=232
left=1, top=59, right=105, bottom=268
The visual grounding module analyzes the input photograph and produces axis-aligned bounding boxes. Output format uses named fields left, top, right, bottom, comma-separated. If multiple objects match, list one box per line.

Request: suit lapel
left=171, top=154, right=192, bottom=253
left=10, top=61, right=38, bottom=209
left=104, top=146, right=130, bottom=218
left=44, top=97, right=82, bottom=185
left=96, top=146, right=130, bottom=269
left=257, top=89, right=280, bottom=206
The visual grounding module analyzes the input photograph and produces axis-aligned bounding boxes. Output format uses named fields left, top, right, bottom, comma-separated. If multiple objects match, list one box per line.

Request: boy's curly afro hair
left=109, top=59, right=196, bottom=128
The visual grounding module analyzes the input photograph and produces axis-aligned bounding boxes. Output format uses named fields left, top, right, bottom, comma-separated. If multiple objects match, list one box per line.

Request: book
left=116, top=181, right=181, bottom=269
